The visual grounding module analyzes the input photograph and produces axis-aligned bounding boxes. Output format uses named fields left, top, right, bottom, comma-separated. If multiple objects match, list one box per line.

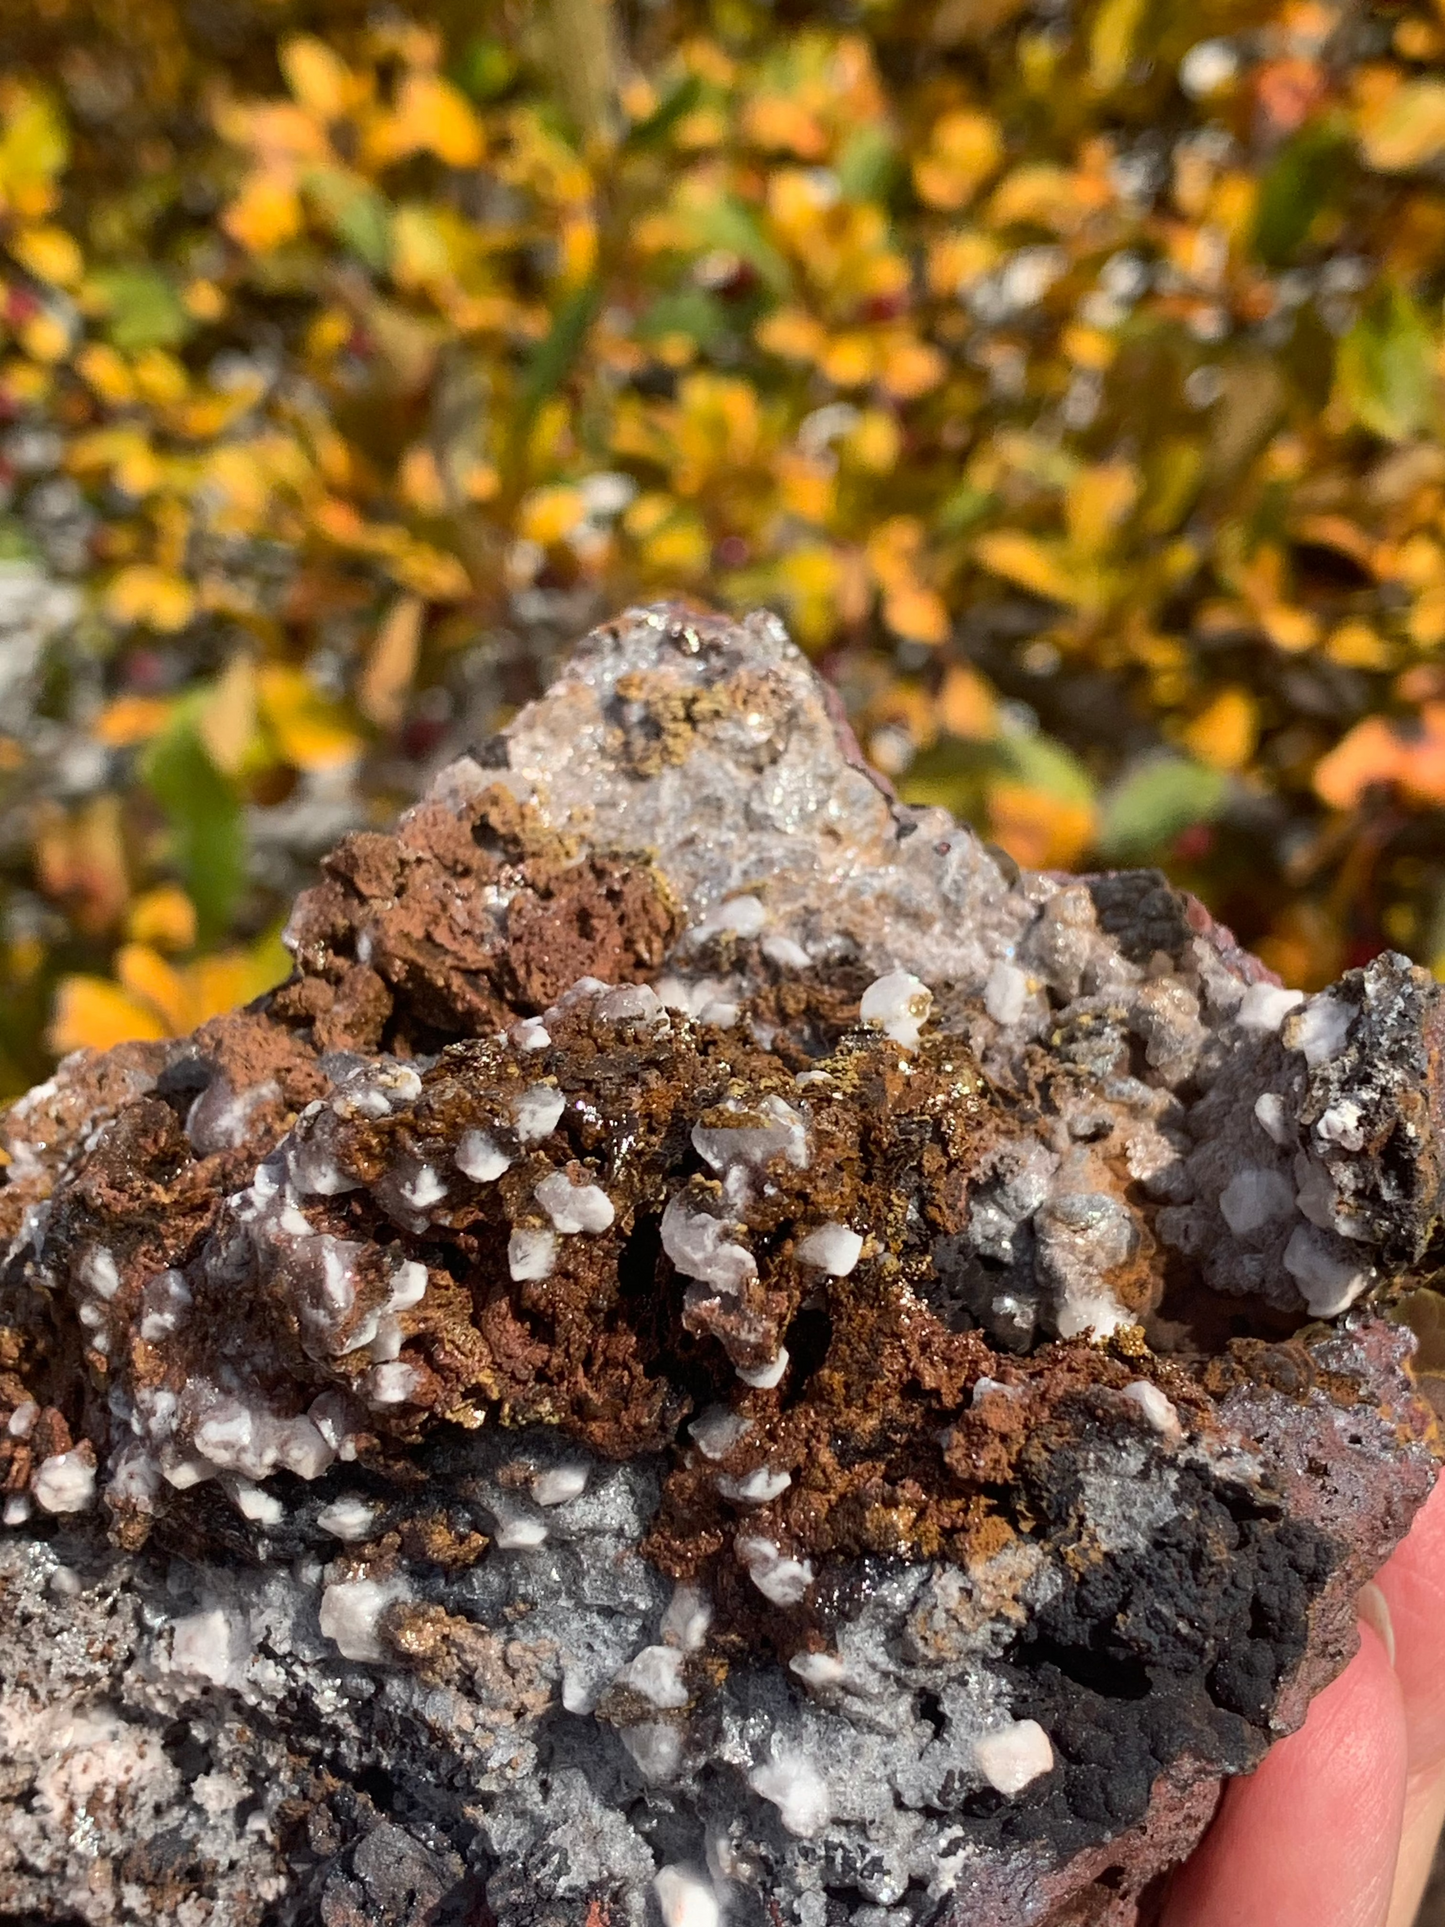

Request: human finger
left=1162, top=1622, right=1407, bottom=1927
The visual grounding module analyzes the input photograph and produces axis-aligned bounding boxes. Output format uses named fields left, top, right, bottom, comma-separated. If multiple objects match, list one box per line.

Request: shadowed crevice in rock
left=0, top=604, right=1438, bottom=1927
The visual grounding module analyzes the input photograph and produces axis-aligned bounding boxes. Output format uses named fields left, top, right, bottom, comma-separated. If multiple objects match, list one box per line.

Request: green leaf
left=1337, top=284, right=1439, bottom=443
left=516, top=277, right=602, bottom=432
left=934, top=482, right=996, bottom=537
left=996, top=727, right=1096, bottom=804
left=0, top=520, right=39, bottom=563
left=1097, top=755, right=1228, bottom=860
left=452, top=35, right=518, bottom=102
left=635, top=287, right=730, bottom=348
left=625, top=73, right=703, bottom=149
left=837, top=125, right=899, bottom=202
left=1249, top=118, right=1349, bottom=266
left=688, top=195, right=791, bottom=299
left=141, top=714, right=247, bottom=943
left=898, top=736, right=995, bottom=818
left=91, top=268, right=192, bottom=352
left=899, top=726, right=1094, bottom=820
left=302, top=167, right=393, bottom=272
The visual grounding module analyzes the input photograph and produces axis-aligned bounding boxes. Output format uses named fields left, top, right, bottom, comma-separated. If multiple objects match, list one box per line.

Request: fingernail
left=1358, top=1580, right=1396, bottom=1668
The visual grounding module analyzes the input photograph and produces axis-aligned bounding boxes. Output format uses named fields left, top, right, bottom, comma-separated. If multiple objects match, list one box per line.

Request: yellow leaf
left=280, top=35, right=353, bottom=122
left=187, top=953, right=268, bottom=1023
left=388, top=541, right=470, bottom=601
left=182, top=278, right=226, bottom=321
left=819, top=332, right=876, bottom=387
left=105, top=564, right=196, bottom=633
left=987, top=164, right=1080, bottom=232
left=1061, top=324, right=1116, bottom=370
left=755, top=309, right=826, bottom=362
left=1359, top=81, right=1445, bottom=172
left=198, top=654, right=259, bottom=775
left=775, top=543, right=846, bottom=648
left=1261, top=603, right=1320, bottom=653
left=843, top=409, right=900, bottom=473
left=21, top=310, right=69, bottom=363
left=0, top=89, right=68, bottom=218
left=913, top=110, right=1003, bottom=211
left=883, top=584, right=950, bottom=646
left=131, top=347, right=188, bottom=407
left=223, top=171, right=304, bottom=254
left=1183, top=687, right=1257, bottom=771
left=1314, top=715, right=1404, bottom=810
left=939, top=664, right=998, bottom=740
left=878, top=336, right=946, bottom=401
left=405, top=73, right=485, bottom=167
left=1326, top=620, right=1392, bottom=669
left=974, top=530, right=1080, bottom=606
left=48, top=976, right=167, bottom=1055
left=126, top=884, right=197, bottom=953
left=1065, top=460, right=1139, bottom=555
left=927, top=231, right=999, bottom=297
left=75, top=342, right=135, bottom=404
left=462, top=459, right=500, bottom=503
left=391, top=204, right=454, bottom=290
left=398, top=442, right=447, bottom=512
left=257, top=664, right=362, bottom=771
left=10, top=223, right=82, bottom=287
left=358, top=594, right=423, bottom=731
left=521, top=484, right=588, bottom=546
left=1089, top=0, right=1148, bottom=91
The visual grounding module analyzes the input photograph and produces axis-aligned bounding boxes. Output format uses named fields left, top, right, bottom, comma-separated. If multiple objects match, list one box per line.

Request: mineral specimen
left=0, top=604, right=1440, bottom=1927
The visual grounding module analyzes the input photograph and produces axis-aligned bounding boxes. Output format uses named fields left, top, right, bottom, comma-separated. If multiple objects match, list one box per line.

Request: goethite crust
left=0, top=605, right=1441, bottom=1927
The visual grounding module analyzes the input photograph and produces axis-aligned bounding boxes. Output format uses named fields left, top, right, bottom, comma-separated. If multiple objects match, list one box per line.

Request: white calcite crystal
left=534, top=1170, right=615, bottom=1234
left=315, top=1496, right=378, bottom=1541
left=319, top=1578, right=411, bottom=1662
left=530, top=1463, right=589, bottom=1506
left=736, top=1536, right=815, bottom=1606
left=859, top=968, right=933, bottom=1048
left=748, top=1752, right=833, bottom=1836
left=512, top=1084, right=566, bottom=1143
left=508, top=1226, right=558, bottom=1282
left=30, top=1448, right=95, bottom=1514
left=614, top=1643, right=689, bottom=1709
left=660, top=1195, right=756, bottom=1293
left=1218, top=1167, right=1295, bottom=1236
left=974, top=1719, right=1055, bottom=1795
left=654, top=1866, right=721, bottom=1927
left=455, top=1129, right=511, bottom=1182
left=794, top=1222, right=863, bottom=1276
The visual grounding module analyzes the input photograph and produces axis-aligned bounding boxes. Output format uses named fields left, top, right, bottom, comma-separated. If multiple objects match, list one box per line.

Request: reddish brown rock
left=0, top=605, right=1438, bottom=1927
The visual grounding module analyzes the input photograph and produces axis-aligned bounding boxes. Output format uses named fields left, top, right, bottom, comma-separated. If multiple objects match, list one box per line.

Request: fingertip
left=1163, top=1623, right=1406, bottom=1927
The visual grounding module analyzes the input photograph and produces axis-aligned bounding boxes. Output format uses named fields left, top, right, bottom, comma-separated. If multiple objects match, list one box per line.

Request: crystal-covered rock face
left=0, top=604, right=1439, bottom=1927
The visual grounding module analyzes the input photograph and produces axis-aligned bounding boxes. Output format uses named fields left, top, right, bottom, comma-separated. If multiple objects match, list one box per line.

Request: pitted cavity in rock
left=0, top=604, right=1439, bottom=1927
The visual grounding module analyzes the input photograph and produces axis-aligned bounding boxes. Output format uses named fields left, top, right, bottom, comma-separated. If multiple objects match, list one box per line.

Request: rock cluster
left=0, top=605, right=1439, bottom=1927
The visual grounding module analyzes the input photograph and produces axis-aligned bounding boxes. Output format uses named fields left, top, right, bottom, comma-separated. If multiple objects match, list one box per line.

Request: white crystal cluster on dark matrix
left=0, top=606, right=1439, bottom=1927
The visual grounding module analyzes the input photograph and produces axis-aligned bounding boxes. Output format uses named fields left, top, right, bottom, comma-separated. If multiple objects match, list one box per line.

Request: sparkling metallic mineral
left=0, top=605, right=1440, bottom=1927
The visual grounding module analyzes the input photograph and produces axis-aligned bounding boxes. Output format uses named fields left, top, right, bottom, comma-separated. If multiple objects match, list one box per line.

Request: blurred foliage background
left=0, top=0, right=1441, bottom=1091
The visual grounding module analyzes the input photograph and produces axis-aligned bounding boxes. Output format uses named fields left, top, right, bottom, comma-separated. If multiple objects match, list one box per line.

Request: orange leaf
left=93, top=695, right=173, bottom=747
left=116, top=941, right=190, bottom=1033
left=48, top=977, right=167, bottom=1055
left=1313, top=716, right=1404, bottom=809
left=358, top=595, right=423, bottom=731
left=988, top=783, right=1095, bottom=870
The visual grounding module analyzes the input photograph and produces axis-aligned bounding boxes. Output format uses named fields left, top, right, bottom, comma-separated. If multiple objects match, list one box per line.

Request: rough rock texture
left=0, top=604, right=1441, bottom=1927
